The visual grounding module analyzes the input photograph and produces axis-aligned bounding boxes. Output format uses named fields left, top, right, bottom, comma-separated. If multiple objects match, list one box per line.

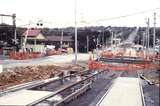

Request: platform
left=97, top=77, right=144, bottom=106
left=0, top=89, right=52, bottom=106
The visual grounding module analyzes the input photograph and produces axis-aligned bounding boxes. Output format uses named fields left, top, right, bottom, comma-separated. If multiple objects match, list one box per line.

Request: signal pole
left=0, top=14, right=17, bottom=50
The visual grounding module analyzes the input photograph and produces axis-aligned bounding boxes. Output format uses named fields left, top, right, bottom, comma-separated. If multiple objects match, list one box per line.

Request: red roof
left=22, top=29, right=41, bottom=37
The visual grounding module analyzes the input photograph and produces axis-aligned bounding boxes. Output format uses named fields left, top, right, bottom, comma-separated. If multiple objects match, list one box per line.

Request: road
left=124, top=27, right=139, bottom=44
left=0, top=53, right=90, bottom=68
left=118, top=28, right=139, bottom=48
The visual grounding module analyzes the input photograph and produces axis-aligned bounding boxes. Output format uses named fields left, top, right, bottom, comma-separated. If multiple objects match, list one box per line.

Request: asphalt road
left=0, top=53, right=90, bottom=68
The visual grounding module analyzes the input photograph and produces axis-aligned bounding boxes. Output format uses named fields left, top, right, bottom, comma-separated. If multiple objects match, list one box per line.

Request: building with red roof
left=21, top=28, right=73, bottom=52
left=22, top=28, right=46, bottom=52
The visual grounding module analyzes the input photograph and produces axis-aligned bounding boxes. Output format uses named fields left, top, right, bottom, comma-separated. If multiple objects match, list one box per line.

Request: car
left=155, top=45, right=160, bottom=53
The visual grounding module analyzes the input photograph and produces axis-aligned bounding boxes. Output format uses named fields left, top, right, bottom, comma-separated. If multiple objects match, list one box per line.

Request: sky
left=0, top=0, right=160, bottom=28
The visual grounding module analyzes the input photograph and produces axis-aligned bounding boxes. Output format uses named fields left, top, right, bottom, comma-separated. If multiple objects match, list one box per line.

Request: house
left=22, top=29, right=46, bottom=52
left=46, top=35, right=73, bottom=49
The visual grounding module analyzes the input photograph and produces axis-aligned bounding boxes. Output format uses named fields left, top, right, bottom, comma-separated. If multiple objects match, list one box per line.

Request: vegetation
left=0, top=24, right=160, bottom=52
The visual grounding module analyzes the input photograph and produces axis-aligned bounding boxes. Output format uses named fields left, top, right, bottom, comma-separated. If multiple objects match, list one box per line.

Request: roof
left=22, top=29, right=41, bottom=37
left=46, top=36, right=73, bottom=42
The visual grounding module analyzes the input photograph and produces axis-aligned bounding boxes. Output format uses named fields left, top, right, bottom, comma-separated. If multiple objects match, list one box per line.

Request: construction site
left=0, top=0, right=160, bottom=106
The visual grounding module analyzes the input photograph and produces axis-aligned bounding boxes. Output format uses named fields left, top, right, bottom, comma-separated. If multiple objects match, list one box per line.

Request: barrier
left=115, top=51, right=124, bottom=56
left=46, top=50, right=62, bottom=56
left=9, top=51, right=43, bottom=60
left=100, top=50, right=159, bottom=61
left=88, top=59, right=159, bottom=71
left=101, top=51, right=113, bottom=58
left=9, top=50, right=64, bottom=60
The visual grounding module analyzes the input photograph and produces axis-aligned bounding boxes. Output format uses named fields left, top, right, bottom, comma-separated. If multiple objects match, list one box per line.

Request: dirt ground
left=0, top=64, right=85, bottom=90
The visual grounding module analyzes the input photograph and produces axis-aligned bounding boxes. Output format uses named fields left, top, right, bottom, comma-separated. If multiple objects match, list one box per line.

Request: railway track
left=0, top=69, right=151, bottom=106
left=68, top=70, right=129, bottom=106
left=27, top=70, right=107, bottom=106
left=0, top=69, right=110, bottom=106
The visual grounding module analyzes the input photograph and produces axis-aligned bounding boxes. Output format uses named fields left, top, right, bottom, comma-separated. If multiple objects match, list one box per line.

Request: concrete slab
left=0, top=89, right=52, bottom=106
left=97, top=77, right=143, bottom=106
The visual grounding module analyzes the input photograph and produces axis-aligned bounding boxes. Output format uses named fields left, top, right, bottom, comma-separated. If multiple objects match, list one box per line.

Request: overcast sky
left=0, top=0, right=160, bottom=27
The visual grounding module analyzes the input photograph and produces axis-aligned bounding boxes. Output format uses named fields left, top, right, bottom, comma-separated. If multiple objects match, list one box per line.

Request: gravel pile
left=0, top=64, right=84, bottom=90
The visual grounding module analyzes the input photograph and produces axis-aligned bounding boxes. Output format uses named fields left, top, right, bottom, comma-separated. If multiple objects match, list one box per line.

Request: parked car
left=155, top=45, right=160, bottom=53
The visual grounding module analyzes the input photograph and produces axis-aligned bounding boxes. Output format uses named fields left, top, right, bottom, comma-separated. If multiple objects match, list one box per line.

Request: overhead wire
left=94, top=7, right=160, bottom=23
left=15, top=7, right=160, bottom=27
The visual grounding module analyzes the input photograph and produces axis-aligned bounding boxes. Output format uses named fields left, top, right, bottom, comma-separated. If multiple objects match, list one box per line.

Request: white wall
left=26, top=44, right=45, bottom=53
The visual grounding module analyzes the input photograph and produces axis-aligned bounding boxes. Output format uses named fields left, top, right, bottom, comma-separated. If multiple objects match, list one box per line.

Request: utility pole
left=142, top=31, right=145, bottom=50
left=87, top=35, right=89, bottom=52
left=12, top=14, right=17, bottom=46
left=111, top=31, right=113, bottom=47
left=146, top=18, right=150, bottom=59
left=153, top=13, right=156, bottom=53
left=74, top=0, right=78, bottom=64
left=147, top=19, right=150, bottom=57
left=102, top=28, right=105, bottom=46
left=97, top=36, right=99, bottom=46
left=145, top=25, right=147, bottom=58
left=142, top=31, right=145, bottom=58
left=60, top=29, right=63, bottom=49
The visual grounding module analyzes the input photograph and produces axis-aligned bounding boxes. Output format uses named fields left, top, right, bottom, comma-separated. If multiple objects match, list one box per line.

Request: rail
left=27, top=70, right=105, bottom=106
left=0, top=75, right=73, bottom=96
left=139, top=74, right=154, bottom=85
left=138, top=74, right=146, bottom=106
